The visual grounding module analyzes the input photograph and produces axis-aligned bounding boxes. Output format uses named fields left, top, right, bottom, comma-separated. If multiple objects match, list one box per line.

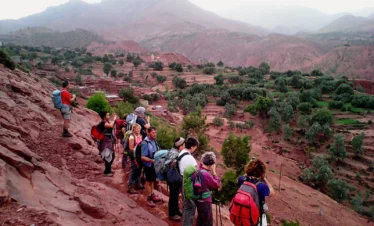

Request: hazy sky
left=1, top=0, right=374, bottom=20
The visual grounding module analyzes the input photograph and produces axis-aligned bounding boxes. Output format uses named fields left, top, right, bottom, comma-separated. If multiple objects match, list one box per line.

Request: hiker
left=135, top=107, right=150, bottom=139
left=119, top=114, right=128, bottom=169
left=178, top=137, right=199, bottom=226
left=127, top=123, right=144, bottom=194
left=194, top=152, right=221, bottom=226
left=60, top=81, right=76, bottom=137
left=141, top=127, right=161, bottom=207
left=97, top=111, right=117, bottom=177
left=166, top=137, right=185, bottom=221
left=237, top=159, right=275, bottom=224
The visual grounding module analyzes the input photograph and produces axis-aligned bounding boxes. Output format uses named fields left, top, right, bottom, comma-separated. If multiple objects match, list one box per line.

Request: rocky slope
left=0, top=65, right=167, bottom=225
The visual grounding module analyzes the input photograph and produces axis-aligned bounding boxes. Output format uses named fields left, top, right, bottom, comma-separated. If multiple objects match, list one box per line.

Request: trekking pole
left=216, top=200, right=218, bottom=226
left=218, top=201, right=222, bottom=226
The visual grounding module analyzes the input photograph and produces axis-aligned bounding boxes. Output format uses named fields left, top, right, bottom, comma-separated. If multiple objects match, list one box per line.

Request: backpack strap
left=177, top=152, right=190, bottom=161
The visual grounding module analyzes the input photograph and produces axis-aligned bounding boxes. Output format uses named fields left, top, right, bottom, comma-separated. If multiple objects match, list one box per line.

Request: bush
left=326, top=178, right=352, bottom=203
left=275, top=77, right=288, bottom=93
left=215, top=170, right=238, bottom=204
left=282, top=104, right=295, bottom=123
left=119, top=87, right=139, bottom=105
left=213, top=117, right=224, bottom=127
left=282, top=124, right=293, bottom=140
left=0, top=50, right=16, bottom=70
left=153, top=61, right=163, bottom=71
left=172, top=76, right=187, bottom=89
left=214, top=74, right=224, bottom=85
left=244, top=96, right=273, bottom=118
left=306, top=122, right=321, bottom=143
left=311, top=108, right=332, bottom=125
left=336, top=84, right=354, bottom=96
left=301, top=155, right=332, bottom=187
left=103, top=62, right=112, bottom=75
left=329, top=134, right=347, bottom=161
left=259, top=62, right=270, bottom=75
left=297, top=102, right=312, bottom=115
left=228, top=75, right=243, bottom=84
left=203, top=66, right=216, bottom=75
left=297, top=115, right=310, bottom=129
left=119, top=59, right=124, bottom=66
left=142, top=93, right=160, bottom=104
left=86, top=92, right=112, bottom=114
left=223, top=103, right=237, bottom=119
left=281, top=219, right=300, bottom=226
left=111, top=69, right=117, bottom=77
left=132, top=58, right=142, bottom=68
left=221, top=134, right=251, bottom=174
left=352, top=133, right=364, bottom=156
left=174, top=63, right=183, bottom=72
left=268, top=107, right=281, bottom=133
left=150, top=72, right=157, bottom=78
left=112, top=101, right=133, bottom=118
left=217, top=61, right=224, bottom=67
left=169, top=62, right=177, bottom=69
left=311, top=69, right=324, bottom=77
left=329, top=101, right=344, bottom=109
left=156, top=75, right=167, bottom=83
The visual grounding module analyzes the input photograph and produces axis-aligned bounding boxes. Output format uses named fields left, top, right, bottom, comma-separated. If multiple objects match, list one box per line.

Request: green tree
left=221, top=134, right=251, bottom=174
left=287, top=94, right=300, bottom=109
left=275, top=77, right=288, bottom=93
left=174, top=63, right=183, bottom=72
left=311, top=108, right=332, bottom=125
left=352, top=133, right=365, bottom=156
left=217, top=61, right=224, bottom=67
left=326, top=178, right=352, bottom=203
left=111, top=69, right=117, bottom=77
left=282, top=124, right=293, bottom=140
left=203, top=67, right=216, bottom=75
left=213, top=117, right=224, bottom=127
left=306, top=122, right=321, bottom=143
left=126, top=53, right=134, bottom=62
left=224, top=103, right=237, bottom=119
left=74, top=75, right=82, bottom=86
left=169, top=62, right=177, bottom=69
left=244, top=96, right=273, bottom=118
left=302, top=155, right=333, bottom=187
left=102, top=54, right=109, bottom=62
left=336, top=84, right=354, bottom=96
left=156, top=75, right=167, bottom=83
left=282, top=104, right=295, bottom=123
left=0, top=50, right=16, bottom=70
left=297, top=102, right=312, bottom=115
left=214, top=74, right=224, bottom=85
left=112, top=101, right=133, bottom=118
left=119, top=59, right=124, bottom=66
left=132, top=58, right=142, bottom=68
left=350, top=193, right=364, bottom=213
left=172, top=76, right=187, bottom=89
left=297, top=115, right=310, bottom=130
left=268, top=107, right=282, bottom=133
left=103, top=62, right=112, bottom=76
left=153, top=61, right=163, bottom=71
left=329, top=134, right=347, bottom=161
left=215, top=170, right=237, bottom=204
left=182, top=107, right=208, bottom=136
left=119, top=87, right=139, bottom=105
left=311, top=69, right=324, bottom=77
left=86, top=92, right=112, bottom=114
left=259, top=62, right=270, bottom=75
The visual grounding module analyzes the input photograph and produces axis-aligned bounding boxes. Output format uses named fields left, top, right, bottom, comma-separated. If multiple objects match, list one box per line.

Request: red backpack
left=91, top=121, right=105, bottom=142
left=115, top=119, right=126, bottom=139
left=229, top=181, right=261, bottom=226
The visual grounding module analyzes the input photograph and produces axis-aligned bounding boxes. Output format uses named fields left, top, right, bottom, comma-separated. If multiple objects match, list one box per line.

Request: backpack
left=134, top=140, right=158, bottom=167
left=162, top=151, right=189, bottom=183
left=229, top=179, right=261, bottom=226
left=115, top=119, right=126, bottom=140
left=122, top=131, right=134, bottom=152
left=52, top=90, right=66, bottom=109
left=154, top=150, right=169, bottom=180
left=183, top=165, right=211, bottom=200
left=126, top=113, right=137, bottom=131
left=91, top=121, right=105, bottom=142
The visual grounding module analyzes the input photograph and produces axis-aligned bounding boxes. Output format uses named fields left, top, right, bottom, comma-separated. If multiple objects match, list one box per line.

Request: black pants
left=104, top=152, right=115, bottom=174
left=168, top=182, right=181, bottom=216
left=195, top=201, right=213, bottom=226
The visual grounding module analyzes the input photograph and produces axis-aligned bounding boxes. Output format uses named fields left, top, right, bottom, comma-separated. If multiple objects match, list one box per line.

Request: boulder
left=74, top=194, right=107, bottom=219
left=0, top=145, right=34, bottom=179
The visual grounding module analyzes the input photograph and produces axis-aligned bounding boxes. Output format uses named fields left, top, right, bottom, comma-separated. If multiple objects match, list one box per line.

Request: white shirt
left=178, top=149, right=198, bottom=176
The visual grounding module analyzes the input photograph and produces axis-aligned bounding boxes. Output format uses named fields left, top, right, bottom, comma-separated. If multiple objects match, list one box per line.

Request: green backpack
left=183, top=165, right=211, bottom=200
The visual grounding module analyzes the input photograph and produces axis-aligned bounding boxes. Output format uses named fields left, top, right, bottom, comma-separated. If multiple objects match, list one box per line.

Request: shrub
left=223, top=103, right=237, bottom=119
left=203, top=66, right=216, bottom=75
left=153, top=61, right=163, bottom=71
left=86, top=92, right=112, bottom=114
left=282, top=124, right=293, bottom=140
left=111, top=69, right=117, bottom=77
left=282, top=104, right=295, bottom=123
left=287, top=94, right=300, bottom=109
left=352, top=133, right=364, bottom=156
left=156, top=75, right=167, bottom=83
left=326, top=178, right=353, bottom=203
left=0, top=50, right=16, bottom=70
left=112, top=101, right=133, bottom=118
left=142, top=93, right=160, bottom=104
left=119, top=59, right=124, bottom=66
left=132, top=58, right=141, bottom=68
left=297, top=102, right=312, bottom=115
left=311, top=108, right=332, bottom=125
left=329, top=101, right=344, bottom=109
left=301, top=155, right=332, bottom=187
left=214, top=74, right=224, bottom=85
left=213, top=117, right=224, bottom=127
left=297, top=115, right=310, bottom=129
left=174, top=63, right=183, bottom=72
left=336, top=84, right=354, bottom=96
left=268, top=107, right=282, bottom=133
left=244, top=96, right=273, bottom=118
left=103, top=62, right=112, bottom=75
left=306, top=122, right=321, bottom=143
left=221, top=134, right=251, bottom=174
left=311, top=69, right=324, bottom=77
left=329, top=134, right=347, bottom=161
left=172, top=76, right=187, bottom=89
left=281, top=219, right=300, bottom=226
left=275, top=77, right=288, bottom=93
left=150, top=72, right=157, bottom=78
left=228, top=75, right=244, bottom=84
left=217, top=61, right=224, bottom=67
left=119, top=87, right=139, bottom=105
left=216, top=170, right=238, bottom=204
left=259, top=62, right=270, bottom=75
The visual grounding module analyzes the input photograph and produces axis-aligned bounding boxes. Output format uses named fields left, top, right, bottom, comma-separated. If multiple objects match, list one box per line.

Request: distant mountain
left=369, top=12, right=374, bottom=19
left=0, top=0, right=268, bottom=39
left=319, top=15, right=374, bottom=33
left=0, top=27, right=105, bottom=48
left=216, top=5, right=348, bottom=34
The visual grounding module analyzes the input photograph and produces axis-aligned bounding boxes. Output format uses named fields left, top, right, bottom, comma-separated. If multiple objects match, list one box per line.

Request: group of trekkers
left=55, top=82, right=275, bottom=226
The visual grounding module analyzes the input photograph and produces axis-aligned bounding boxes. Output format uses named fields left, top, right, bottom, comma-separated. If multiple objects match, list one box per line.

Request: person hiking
left=178, top=137, right=199, bottom=226
left=135, top=107, right=150, bottom=139
left=60, top=80, right=76, bottom=137
left=166, top=137, right=185, bottom=221
left=141, top=127, right=161, bottom=207
left=97, top=111, right=117, bottom=177
left=194, top=152, right=221, bottom=226
left=237, top=159, right=275, bottom=225
left=127, top=123, right=144, bottom=194
left=120, top=114, right=129, bottom=169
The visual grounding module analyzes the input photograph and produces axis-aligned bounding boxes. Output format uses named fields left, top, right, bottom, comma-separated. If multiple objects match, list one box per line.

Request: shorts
left=60, top=105, right=72, bottom=120
left=144, top=165, right=157, bottom=182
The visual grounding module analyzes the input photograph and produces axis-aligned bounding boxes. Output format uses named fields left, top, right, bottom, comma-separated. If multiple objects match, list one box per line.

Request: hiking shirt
left=136, top=117, right=147, bottom=139
left=178, top=149, right=197, bottom=176
left=141, top=136, right=158, bottom=167
left=61, top=88, right=72, bottom=106
left=195, top=165, right=221, bottom=203
left=237, top=176, right=270, bottom=205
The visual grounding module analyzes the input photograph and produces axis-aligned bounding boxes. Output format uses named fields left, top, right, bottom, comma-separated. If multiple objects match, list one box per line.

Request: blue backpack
left=154, top=150, right=169, bottom=180
left=52, top=90, right=65, bottom=109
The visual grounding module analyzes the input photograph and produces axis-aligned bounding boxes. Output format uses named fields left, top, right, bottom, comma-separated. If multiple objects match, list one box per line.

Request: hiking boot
left=147, top=200, right=156, bottom=207
left=127, top=186, right=137, bottom=194
left=104, top=173, right=113, bottom=177
left=62, top=131, right=73, bottom=137
left=169, top=215, right=181, bottom=221
left=135, top=183, right=144, bottom=190
left=151, top=193, right=162, bottom=202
